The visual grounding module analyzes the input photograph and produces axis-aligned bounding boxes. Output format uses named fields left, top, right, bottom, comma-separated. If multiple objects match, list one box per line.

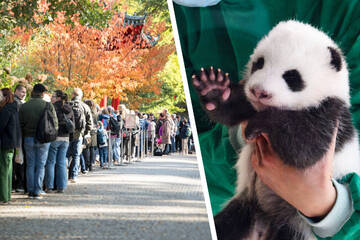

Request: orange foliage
left=28, top=10, right=174, bottom=108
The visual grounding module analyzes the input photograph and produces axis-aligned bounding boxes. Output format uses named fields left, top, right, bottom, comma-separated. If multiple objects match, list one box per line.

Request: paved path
left=0, top=155, right=212, bottom=240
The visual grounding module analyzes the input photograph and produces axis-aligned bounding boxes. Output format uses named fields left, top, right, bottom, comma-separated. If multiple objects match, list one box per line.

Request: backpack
left=109, top=116, right=120, bottom=133
left=181, top=124, right=191, bottom=139
left=186, top=126, right=192, bottom=137
left=154, top=147, right=163, bottom=156
left=70, top=100, right=86, bottom=131
left=36, top=102, right=58, bottom=143
left=63, top=112, right=75, bottom=134
left=97, top=128, right=107, bottom=145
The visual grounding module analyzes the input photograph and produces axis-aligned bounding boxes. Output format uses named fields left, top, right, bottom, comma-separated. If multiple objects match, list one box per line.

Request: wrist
left=301, top=182, right=337, bottom=218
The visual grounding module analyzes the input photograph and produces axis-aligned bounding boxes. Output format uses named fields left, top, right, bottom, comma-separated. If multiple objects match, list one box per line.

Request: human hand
left=242, top=122, right=337, bottom=218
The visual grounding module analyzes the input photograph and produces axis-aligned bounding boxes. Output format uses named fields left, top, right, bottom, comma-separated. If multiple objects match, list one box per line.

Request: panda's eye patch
left=282, top=69, right=305, bottom=92
left=251, top=57, right=264, bottom=74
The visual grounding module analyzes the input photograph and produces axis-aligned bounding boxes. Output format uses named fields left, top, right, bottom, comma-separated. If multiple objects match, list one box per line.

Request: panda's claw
left=200, top=68, right=208, bottom=82
left=216, top=68, right=224, bottom=82
left=209, top=66, right=216, bottom=81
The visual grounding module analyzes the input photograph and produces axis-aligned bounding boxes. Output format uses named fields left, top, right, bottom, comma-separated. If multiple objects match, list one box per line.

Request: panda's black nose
left=250, top=86, right=272, bottom=100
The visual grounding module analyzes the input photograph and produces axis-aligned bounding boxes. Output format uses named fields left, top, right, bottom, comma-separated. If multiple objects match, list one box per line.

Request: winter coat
left=54, top=101, right=75, bottom=137
left=0, top=102, right=21, bottom=149
left=19, top=97, right=58, bottom=138
left=161, top=118, right=172, bottom=144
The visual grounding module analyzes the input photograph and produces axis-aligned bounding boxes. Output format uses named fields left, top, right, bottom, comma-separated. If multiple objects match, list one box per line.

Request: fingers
left=240, top=121, right=249, bottom=142
left=251, top=144, right=261, bottom=170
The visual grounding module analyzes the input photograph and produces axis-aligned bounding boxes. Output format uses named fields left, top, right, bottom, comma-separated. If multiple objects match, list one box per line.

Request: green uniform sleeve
left=317, top=173, right=360, bottom=239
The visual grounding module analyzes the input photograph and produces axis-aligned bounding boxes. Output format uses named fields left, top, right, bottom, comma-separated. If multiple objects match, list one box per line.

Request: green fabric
left=174, top=0, right=360, bottom=219
left=0, top=149, right=13, bottom=202
left=317, top=173, right=360, bottom=239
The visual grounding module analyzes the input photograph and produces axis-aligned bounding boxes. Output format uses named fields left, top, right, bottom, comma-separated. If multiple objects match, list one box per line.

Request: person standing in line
left=68, top=88, right=92, bottom=183
left=180, top=118, right=190, bottom=155
left=147, top=117, right=156, bottom=153
left=161, top=113, right=172, bottom=155
left=84, top=100, right=98, bottom=171
left=175, top=115, right=182, bottom=152
left=97, top=121, right=108, bottom=168
left=170, top=114, right=177, bottom=153
left=12, top=84, right=27, bottom=193
left=44, top=90, right=74, bottom=193
left=108, top=106, right=121, bottom=165
left=0, top=89, right=21, bottom=203
left=19, top=84, right=58, bottom=199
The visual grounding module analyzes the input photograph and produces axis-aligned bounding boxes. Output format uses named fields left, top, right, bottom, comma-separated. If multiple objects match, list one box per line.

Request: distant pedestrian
left=180, top=118, right=191, bottom=155
left=0, top=88, right=21, bottom=203
left=97, top=121, right=108, bottom=168
left=175, top=115, right=182, bottom=152
left=161, top=113, right=172, bottom=155
left=84, top=100, right=98, bottom=171
left=68, top=88, right=92, bottom=183
left=170, top=114, right=177, bottom=153
left=12, top=84, right=27, bottom=193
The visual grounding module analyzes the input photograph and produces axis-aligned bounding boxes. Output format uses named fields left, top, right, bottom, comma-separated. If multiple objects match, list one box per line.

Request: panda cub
left=192, top=20, right=360, bottom=240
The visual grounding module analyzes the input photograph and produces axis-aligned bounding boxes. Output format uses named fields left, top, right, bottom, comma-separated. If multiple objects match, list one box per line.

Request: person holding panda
left=173, top=0, right=360, bottom=239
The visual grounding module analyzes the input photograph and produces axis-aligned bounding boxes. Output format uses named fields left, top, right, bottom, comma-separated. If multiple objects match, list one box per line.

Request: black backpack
left=154, top=147, right=163, bottom=156
left=63, top=112, right=75, bottom=134
left=180, top=125, right=189, bottom=139
left=70, top=100, right=86, bottom=131
left=109, top=116, right=120, bottom=133
left=36, top=102, right=58, bottom=143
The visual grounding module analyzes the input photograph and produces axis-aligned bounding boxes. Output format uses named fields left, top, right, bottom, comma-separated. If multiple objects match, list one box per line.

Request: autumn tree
left=27, top=10, right=174, bottom=107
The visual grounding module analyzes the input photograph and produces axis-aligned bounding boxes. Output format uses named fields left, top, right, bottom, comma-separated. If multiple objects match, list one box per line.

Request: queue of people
left=0, top=83, right=192, bottom=204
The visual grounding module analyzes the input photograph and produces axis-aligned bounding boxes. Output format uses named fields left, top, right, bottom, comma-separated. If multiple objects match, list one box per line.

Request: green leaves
left=0, top=0, right=113, bottom=31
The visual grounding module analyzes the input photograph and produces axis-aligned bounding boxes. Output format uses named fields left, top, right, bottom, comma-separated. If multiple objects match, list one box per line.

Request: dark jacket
left=19, top=97, right=58, bottom=138
left=54, top=101, right=74, bottom=137
left=0, top=102, right=21, bottom=149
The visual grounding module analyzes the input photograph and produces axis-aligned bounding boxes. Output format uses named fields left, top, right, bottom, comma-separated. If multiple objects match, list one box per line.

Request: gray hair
left=72, top=88, right=83, bottom=98
left=107, top=105, right=114, bottom=113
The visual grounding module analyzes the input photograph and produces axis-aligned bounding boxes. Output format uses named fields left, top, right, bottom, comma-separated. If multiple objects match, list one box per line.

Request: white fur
left=243, top=20, right=350, bottom=111
left=333, top=133, right=360, bottom=178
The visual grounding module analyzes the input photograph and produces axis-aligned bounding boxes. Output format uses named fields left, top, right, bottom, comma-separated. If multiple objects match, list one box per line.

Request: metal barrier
left=104, top=129, right=156, bottom=168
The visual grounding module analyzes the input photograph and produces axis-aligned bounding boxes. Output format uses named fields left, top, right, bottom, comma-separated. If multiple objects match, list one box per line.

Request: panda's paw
left=192, top=67, right=231, bottom=111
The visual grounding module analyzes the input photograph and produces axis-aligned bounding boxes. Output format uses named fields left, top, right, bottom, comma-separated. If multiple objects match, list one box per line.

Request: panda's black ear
left=328, top=46, right=342, bottom=72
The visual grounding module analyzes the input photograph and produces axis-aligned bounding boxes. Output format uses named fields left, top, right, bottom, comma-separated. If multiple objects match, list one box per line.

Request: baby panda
left=192, top=20, right=360, bottom=240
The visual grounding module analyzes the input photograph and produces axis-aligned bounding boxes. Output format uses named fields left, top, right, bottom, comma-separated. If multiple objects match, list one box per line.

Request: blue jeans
left=68, top=138, right=82, bottom=179
left=24, top=137, right=50, bottom=195
left=99, top=147, right=108, bottom=167
left=45, top=141, right=69, bottom=190
left=171, top=136, right=176, bottom=152
left=110, top=137, right=121, bottom=162
left=80, top=153, right=86, bottom=172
